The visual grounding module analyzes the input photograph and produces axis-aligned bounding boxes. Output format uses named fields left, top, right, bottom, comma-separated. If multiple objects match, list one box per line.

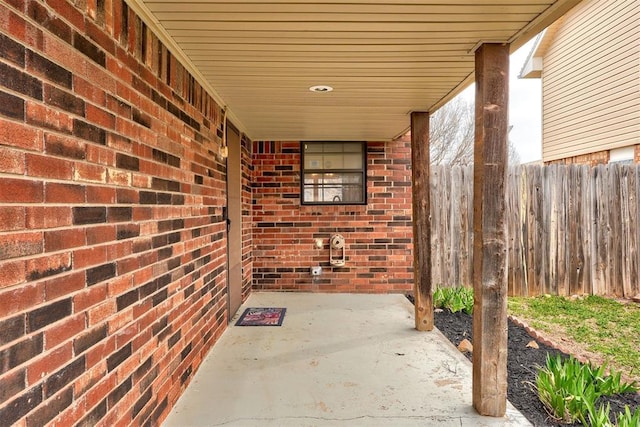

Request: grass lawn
left=508, top=295, right=640, bottom=385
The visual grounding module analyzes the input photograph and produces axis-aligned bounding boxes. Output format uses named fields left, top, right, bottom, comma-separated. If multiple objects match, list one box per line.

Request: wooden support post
left=411, top=111, right=433, bottom=331
left=472, top=43, right=509, bottom=416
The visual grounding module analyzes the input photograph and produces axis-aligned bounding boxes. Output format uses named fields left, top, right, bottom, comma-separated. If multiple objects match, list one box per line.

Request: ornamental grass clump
left=535, top=354, right=639, bottom=426
left=584, top=403, right=640, bottom=427
left=433, top=286, right=473, bottom=314
left=616, top=405, right=640, bottom=427
left=585, top=403, right=612, bottom=427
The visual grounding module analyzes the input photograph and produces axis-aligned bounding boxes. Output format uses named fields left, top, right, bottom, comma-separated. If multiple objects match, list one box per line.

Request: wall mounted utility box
left=329, top=234, right=346, bottom=266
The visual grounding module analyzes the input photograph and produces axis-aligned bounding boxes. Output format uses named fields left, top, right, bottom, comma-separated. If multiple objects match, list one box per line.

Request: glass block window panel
left=301, top=142, right=366, bottom=205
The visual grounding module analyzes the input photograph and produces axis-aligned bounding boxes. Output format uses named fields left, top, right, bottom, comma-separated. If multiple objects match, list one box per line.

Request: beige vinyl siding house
left=521, top=0, right=640, bottom=164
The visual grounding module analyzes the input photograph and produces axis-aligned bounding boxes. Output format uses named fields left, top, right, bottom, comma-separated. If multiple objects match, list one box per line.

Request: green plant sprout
left=535, top=354, right=638, bottom=426
left=433, top=286, right=474, bottom=314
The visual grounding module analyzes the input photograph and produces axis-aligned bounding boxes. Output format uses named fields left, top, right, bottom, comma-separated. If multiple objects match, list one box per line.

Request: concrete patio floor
left=163, top=293, right=530, bottom=426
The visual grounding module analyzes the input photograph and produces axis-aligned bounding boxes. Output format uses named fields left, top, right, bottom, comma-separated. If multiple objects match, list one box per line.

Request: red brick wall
left=546, top=146, right=640, bottom=166
left=241, top=133, right=254, bottom=300
left=546, top=150, right=609, bottom=166
left=0, top=1, right=251, bottom=425
left=252, top=138, right=414, bottom=292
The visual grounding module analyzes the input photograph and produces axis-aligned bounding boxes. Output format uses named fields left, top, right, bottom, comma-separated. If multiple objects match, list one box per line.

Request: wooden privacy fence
left=430, top=164, right=640, bottom=298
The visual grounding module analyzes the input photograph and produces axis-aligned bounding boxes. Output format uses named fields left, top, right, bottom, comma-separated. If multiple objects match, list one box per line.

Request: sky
left=457, top=39, right=543, bottom=163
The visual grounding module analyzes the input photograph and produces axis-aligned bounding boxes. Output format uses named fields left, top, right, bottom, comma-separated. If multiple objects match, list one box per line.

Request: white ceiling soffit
left=130, top=0, right=581, bottom=142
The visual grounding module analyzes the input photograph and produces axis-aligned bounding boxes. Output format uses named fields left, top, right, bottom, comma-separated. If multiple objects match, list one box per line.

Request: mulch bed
left=433, top=308, right=640, bottom=426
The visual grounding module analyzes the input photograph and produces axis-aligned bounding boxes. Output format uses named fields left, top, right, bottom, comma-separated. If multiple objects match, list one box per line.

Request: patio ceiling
left=128, top=0, right=580, bottom=142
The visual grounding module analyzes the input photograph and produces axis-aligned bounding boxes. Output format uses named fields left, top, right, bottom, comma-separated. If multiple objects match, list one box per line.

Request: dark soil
left=433, top=309, right=640, bottom=426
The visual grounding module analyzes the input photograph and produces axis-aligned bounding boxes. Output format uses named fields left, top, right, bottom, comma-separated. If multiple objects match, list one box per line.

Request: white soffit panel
left=129, top=0, right=582, bottom=141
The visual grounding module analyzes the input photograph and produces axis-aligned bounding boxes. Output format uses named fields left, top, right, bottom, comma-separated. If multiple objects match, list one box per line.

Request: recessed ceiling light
left=309, top=85, right=333, bottom=93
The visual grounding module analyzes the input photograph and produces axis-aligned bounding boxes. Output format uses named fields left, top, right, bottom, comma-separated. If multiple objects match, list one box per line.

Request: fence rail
left=430, top=164, right=640, bottom=298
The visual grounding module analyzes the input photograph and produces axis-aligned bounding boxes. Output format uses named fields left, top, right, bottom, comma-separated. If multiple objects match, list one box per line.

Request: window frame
left=609, top=146, right=635, bottom=165
left=300, top=141, right=367, bottom=206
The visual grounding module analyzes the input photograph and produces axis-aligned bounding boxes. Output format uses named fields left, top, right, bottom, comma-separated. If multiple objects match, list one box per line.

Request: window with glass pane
left=301, top=142, right=366, bottom=204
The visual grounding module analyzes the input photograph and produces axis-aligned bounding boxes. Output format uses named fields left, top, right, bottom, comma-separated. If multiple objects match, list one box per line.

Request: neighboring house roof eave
left=519, top=31, right=545, bottom=78
left=519, top=17, right=565, bottom=79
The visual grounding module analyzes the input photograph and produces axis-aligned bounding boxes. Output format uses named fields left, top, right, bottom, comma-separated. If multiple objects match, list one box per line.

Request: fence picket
left=429, top=163, right=640, bottom=298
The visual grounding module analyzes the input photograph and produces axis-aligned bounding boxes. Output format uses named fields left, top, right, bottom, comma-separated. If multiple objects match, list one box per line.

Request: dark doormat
left=235, top=307, right=287, bottom=326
